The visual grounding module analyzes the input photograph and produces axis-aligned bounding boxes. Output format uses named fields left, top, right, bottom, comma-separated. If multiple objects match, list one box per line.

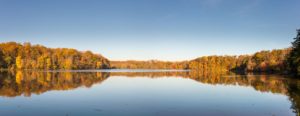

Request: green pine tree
left=288, top=29, right=300, bottom=77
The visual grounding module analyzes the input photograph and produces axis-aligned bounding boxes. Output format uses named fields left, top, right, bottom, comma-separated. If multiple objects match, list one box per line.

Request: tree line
left=0, top=30, right=299, bottom=77
left=0, top=42, right=110, bottom=70
left=189, top=48, right=291, bottom=74
left=111, top=60, right=189, bottom=69
left=110, top=48, right=291, bottom=74
left=112, top=29, right=300, bottom=77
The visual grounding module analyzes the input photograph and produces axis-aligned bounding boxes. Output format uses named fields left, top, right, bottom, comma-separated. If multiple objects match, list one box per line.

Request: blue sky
left=0, top=0, right=299, bottom=61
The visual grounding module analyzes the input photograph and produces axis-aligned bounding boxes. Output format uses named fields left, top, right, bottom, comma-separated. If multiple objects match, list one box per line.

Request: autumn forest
left=0, top=30, right=299, bottom=77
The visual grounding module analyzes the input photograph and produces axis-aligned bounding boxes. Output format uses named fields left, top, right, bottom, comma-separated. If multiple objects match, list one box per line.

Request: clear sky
left=0, top=0, right=299, bottom=61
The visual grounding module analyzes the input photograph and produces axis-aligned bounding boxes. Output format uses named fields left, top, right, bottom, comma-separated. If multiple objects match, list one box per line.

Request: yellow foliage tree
left=64, top=58, right=73, bottom=69
left=96, top=61, right=102, bottom=69
left=46, top=58, right=52, bottom=69
left=16, top=56, right=23, bottom=69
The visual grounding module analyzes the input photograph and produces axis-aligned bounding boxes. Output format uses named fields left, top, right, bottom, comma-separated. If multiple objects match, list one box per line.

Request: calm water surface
left=0, top=70, right=299, bottom=116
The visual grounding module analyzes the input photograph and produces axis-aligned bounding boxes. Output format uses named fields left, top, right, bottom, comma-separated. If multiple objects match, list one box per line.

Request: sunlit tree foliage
left=0, top=42, right=110, bottom=70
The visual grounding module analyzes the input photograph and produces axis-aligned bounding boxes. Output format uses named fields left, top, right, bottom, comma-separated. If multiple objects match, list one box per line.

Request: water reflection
left=0, top=70, right=299, bottom=115
left=0, top=71, right=109, bottom=97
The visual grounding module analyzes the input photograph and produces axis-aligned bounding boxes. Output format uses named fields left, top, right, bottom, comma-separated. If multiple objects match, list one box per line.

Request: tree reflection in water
left=0, top=70, right=299, bottom=115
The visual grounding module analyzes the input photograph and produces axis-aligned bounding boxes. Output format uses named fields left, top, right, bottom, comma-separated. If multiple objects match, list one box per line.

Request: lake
left=0, top=69, right=299, bottom=116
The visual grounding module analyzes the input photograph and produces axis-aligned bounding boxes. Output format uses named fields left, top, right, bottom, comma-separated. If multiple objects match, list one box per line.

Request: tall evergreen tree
left=288, top=29, right=300, bottom=77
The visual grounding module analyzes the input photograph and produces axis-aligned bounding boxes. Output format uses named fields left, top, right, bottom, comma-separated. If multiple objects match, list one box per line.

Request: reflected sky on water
left=0, top=70, right=299, bottom=116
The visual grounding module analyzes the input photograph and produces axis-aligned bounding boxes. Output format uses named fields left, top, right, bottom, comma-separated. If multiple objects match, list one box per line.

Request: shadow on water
left=0, top=70, right=299, bottom=115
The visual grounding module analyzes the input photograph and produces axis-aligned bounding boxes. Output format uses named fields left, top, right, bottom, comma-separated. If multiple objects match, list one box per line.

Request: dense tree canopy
left=189, top=49, right=291, bottom=74
left=111, top=48, right=291, bottom=75
left=0, top=41, right=295, bottom=76
left=0, top=42, right=110, bottom=70
left=111, top=60, right=189, bottom=69
left=288, top=29, right=300, bottom=77
left=111, top=48, right=291, bottom=74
